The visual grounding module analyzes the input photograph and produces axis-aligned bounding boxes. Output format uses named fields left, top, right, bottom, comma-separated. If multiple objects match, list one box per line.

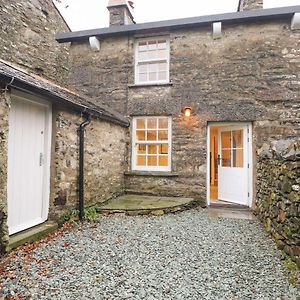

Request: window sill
left=128, top=82, right=173, bottom=88
left=125, top=171, right=179, bottom=177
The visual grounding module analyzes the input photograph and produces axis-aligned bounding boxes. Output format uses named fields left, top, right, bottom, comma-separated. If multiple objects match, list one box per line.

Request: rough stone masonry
left=256, top=140, right=300, bottom=266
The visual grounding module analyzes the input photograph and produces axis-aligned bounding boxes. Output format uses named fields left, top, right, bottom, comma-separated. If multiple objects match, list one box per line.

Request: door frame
left=206, top=122, right=253, bottom=207
left=8, top=90, right=52, bottom=234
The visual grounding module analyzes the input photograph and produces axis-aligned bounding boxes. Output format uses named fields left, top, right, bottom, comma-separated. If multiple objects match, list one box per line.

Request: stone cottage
left=0, top=0, right=299, bottom=265
left=0, top=0, right=128, bottom=253
left=56, top=0, right=300, bottom=264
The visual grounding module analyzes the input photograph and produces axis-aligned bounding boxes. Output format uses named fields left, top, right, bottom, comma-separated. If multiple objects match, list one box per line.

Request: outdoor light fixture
left=183, top=106, right=192, bottom=117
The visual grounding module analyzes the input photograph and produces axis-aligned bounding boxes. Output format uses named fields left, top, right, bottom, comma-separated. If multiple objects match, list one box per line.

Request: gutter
left=78, top=114, right=92, bottom=220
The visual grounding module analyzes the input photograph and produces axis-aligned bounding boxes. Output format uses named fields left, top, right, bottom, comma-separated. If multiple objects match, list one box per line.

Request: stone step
left=97, top=194, right=199, bottom=216
left=8, top=221, right=58, bottom=251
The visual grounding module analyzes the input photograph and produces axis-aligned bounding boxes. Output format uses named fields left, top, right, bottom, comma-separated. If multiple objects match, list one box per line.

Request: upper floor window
left=135, top=37, right=170, bottom=85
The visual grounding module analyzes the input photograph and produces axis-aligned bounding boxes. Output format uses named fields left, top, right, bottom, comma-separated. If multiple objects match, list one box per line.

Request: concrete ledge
left=8, top=221, right=58, bottom=251
left=124, top=171, right=179, bottom=177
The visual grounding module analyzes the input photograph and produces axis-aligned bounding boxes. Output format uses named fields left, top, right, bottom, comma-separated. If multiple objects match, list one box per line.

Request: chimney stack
left=238, top=0, right=263, bottom=11
left=107, top=0, right=135, bottom=26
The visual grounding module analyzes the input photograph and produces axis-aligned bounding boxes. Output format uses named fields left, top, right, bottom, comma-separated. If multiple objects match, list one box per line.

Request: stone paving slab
left=98, top=194, right=195, bottom=211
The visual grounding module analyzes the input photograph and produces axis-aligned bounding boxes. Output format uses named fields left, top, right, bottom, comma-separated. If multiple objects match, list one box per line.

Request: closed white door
left=7, top=95, right=51, bottom=235
left=218, top=125, right=249, bottom=205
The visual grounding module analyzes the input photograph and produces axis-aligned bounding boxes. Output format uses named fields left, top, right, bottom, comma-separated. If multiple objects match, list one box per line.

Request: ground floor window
left=132, top=116, right=172, bottom=171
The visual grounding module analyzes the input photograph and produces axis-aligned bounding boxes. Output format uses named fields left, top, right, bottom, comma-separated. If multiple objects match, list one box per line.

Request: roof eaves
left=56, top=5, right=300, bottom=43
left=0, top=62, right=129, bottom=127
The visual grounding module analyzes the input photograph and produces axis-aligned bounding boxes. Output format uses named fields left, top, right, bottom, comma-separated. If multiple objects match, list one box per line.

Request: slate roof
left=56, top=5, right=300, bottom=43
left=0, top=60, right=129, bottom=127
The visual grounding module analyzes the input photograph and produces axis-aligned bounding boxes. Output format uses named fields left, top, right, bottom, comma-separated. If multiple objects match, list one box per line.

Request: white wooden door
left=7, top=95, right=51, bottom=235
left=218, top=125, right=249, bottom=205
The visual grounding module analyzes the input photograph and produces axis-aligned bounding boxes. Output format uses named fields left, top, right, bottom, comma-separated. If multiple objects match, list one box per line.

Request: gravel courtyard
left=1, top=208, right=299, bottom=299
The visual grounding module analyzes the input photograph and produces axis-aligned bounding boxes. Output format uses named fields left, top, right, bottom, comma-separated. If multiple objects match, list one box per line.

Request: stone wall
left=0, top=90, right=10, bottom=253
left=68, top=20, right=300, bottom=200
left=256, top=140, right=300, bottom=266
left=50, top=108, right=127, bottom=219
left=0, top=0, right=70, bottom=86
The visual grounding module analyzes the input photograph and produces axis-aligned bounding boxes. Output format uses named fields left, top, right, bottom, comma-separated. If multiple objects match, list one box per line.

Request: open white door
left=218, top=125, right=249, bottom=205
left=7, top=95, right=51, bottom=235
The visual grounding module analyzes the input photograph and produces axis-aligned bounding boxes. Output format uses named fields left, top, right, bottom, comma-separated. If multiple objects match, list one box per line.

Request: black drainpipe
left=79, top=114, right=91, bottom=220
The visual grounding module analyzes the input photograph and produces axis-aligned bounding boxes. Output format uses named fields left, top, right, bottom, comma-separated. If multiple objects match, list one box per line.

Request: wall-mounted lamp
left=182, top=106, right=192, bottom=117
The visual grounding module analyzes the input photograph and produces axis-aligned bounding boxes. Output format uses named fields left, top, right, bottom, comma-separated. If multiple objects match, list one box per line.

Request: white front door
left=218, top=125, right=249, bottom=205
left=7, top=94, right=51, bottom=235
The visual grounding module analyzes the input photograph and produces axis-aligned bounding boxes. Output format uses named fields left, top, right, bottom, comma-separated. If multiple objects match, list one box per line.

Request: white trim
left=8, top=90, right=52, bottom=234
left=134, top=36, right=170, bottom=85
left=132, top=116, right=172, bottom=172
left=206, top=122, right=253, bottom=207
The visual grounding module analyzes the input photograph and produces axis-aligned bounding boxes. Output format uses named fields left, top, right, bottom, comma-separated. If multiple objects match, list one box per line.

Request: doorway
left=7, top=93, right=52, bottom=235
left=207, top=123, right=252, bottom=207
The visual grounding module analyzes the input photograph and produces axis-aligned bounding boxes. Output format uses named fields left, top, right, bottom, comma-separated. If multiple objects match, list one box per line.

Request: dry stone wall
left=50, top=109, right=127, bottom=219
left=256, top=140, right=300, bottom=267
left=0, top=0, right=70, bottom=86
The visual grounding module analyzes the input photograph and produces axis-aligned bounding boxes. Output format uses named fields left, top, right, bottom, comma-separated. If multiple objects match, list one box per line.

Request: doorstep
left=8, top=221, right=58, bottom=251
left=208, top=207, right=256, bottom=220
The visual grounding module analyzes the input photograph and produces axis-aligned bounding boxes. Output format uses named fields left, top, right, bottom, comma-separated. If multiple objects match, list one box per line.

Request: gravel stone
left=1, top=208, right=299, bottom=299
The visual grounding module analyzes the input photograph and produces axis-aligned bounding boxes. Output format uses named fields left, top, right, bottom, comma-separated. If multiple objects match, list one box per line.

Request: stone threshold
left=208, top=207, right=256, bottom=220
left=8, top=221, right=58, bottom=251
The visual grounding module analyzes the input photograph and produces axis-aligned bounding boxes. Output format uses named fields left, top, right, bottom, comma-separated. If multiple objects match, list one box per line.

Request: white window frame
left=132, top=116, right=172, bottom=172
left=134, top=36, right=170, bottom=85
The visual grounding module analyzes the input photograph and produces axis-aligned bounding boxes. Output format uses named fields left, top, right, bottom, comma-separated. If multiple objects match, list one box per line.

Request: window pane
left=147, top=118, right=157, bottom=129
left=158, top=62, right=167, bottom=71
left=157, top=49, right=167, bottom=58
left=136, top=130, right=145, bottom=141
left=136, top=119, right=145, bottom=129
left=158, top=71, right=167, bottom=81
left=149, top=64, right=157, bottom=72
left=159, top=118, right=168, bottom=129
left=158, top=130, right=168, bottom=140
left=222, top=149, right=231, bottom=167
left=137, top=144, right=146, bottom=154
left=159, top=144, right=168, bottom=155
left=233, top=130, right=243, bottom=149
left=148, top=41, right=157, bottom=50
left=147, top=156, right=157, bottom=166
left=233, top=149, right=244, bottom=168
left=136, top=155, right=146, bottom=166
left=139, top=73, right=147, bottom=82
left=157, top=40, right=167, bottom=49
left=138, top=64, right=147, bottom=73
left=148, top=50, right=157, bottom=59
left=138, top=42, right=147, bottom=51
left=159, top=156, right=168, bottom=166
left=147, top=130, right=157, bottom=141
left=221, top=131, right=231, bottom=149
left=138, top=51, right=148, bottom=60
left=148, top=144, right=158, bottom=154
left=149, top=72, right=157, bottom=81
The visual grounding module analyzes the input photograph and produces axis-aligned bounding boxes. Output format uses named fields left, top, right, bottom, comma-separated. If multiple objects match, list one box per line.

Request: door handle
left=39, top=153, right=43, bottom=166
